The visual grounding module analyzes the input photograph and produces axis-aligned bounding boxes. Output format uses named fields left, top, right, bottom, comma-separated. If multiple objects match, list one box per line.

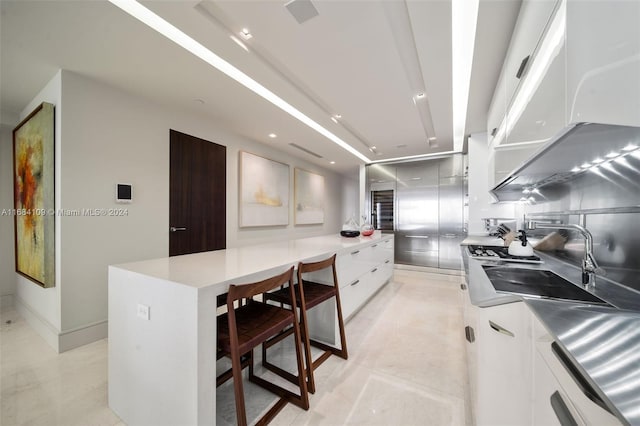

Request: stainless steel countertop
left=527, top=300, right=640, bottom=426
left=461, top=235, right=640, bottom=425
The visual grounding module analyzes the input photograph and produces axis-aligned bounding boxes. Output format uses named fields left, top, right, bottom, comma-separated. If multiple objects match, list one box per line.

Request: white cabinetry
left=566, top=0, right=640, bottom=128
left=337, top=237, right=394, bottom=319
left=532, top=311, right=620, bottom=426
left=461, top=279, right=479, bottom=421
left=533, top=349, right=583, bottom=426
left=475, top=301, right=532, bottom=426
left=487, top=0, right=640, bottom=189
left=307, top=236, right=394, bottom=345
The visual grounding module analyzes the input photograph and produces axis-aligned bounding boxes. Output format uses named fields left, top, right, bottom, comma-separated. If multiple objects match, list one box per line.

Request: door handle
left=551, top=342, right=611, bottom=413
left=405, top=235, right=429, bottom=239
left=460, top=283, right=467, bottom=290
left=516, top=54, right=530, bottom=79
left=489, top=320, right=515, bottom=337
left=550, top=391, right=578, bottom=426
left=465, top=326, right=475, bottom=343
left=170, top=226, right=187, bottom=232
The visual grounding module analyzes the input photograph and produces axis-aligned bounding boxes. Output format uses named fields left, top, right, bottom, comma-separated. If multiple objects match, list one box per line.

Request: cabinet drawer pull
left=460, top=283, right=467, bottom=291
left=551, top=342, right=611, bottom=413
left=465, top=326, right=475, bottom=343
left=385, top=260, right=390, bottom=264
left=516, top=54, right=530, bottom=79
left=350, top=280, right=360, bottom=286
left=489, top=320, right=515, bottom=337
left=371, top=268, right=378, bottom=273
left=550, top=391, right=578, bottom=426
left=372, top=244, right=378, bottom=248
left=351, top=250, right=360, bottom=255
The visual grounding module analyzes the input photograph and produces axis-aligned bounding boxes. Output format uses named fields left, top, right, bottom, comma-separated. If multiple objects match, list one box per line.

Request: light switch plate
left=137, top=304, right=150, bottom=320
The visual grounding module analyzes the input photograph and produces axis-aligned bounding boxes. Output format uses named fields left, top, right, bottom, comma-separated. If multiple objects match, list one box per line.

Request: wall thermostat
left=116, top=183, right=132, bottom=203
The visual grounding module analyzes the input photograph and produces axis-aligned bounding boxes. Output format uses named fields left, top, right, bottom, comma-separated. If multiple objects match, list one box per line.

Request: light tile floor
left=1, top=269, right=470, bottom=425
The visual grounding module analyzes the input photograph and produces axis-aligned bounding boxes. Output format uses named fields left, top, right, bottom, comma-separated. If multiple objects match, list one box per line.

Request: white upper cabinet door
left=566, top=0, right=640, bottom=127
left=488, top=0, right=561, bottom=146
left=506, top=0, right=566, bottom=146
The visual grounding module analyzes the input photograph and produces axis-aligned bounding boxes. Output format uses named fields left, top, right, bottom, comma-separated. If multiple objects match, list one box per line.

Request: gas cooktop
left=467, top=245, right=542, bottom=264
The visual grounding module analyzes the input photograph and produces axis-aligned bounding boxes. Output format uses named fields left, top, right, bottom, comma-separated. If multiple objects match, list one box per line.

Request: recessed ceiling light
left=580, top=163, right=591, bottom=169
left=606, top=151, right=620, bottom=158
left=592, top=157, right=604, bottom=164
left=428, top=137, right=437, bottom=141
left=571, top=167, right=581, bottom=172
left=193, top=98, right=205, bottom=104
left=240, top=28, right=252, bottom=40
left=330, top=161, right=335, bottom=164
left=330, top=117, right=338, bottom=124
left=229, top=35, right=248, bottom=51
left=334, top=114, right=342, bottom=119
left=268, top=133, right=277, bottom=138
left=415, top=93, right=425, bottom=99
left=622, top=143, right=638, bottom=151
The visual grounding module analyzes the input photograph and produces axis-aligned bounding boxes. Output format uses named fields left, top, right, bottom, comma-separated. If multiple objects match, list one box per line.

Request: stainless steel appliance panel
left=438, top=173, right=465, bottom=269
left=394, top=160, right=440, bottom=266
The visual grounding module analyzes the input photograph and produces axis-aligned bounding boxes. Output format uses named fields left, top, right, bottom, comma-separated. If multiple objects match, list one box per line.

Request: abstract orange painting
left=13, top=102, right=55, bottom=287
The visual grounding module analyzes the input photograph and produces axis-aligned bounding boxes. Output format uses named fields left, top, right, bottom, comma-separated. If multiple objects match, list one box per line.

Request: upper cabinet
left=566, top=0, right=640, bottom=127
left=488, top=0, right=562, bottom=147
left=487, top=0, right=640, bottom=190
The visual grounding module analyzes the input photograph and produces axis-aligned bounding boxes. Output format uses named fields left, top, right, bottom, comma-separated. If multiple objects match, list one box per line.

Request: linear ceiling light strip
left=451, top=0, right=479, bottom=152
left=108, top=0, right=371, bottom=164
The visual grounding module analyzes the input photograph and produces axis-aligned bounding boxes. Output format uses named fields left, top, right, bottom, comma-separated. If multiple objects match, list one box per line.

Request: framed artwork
left=13, top=102, right=55, bottom=288
left=294, top=168, right=324, bottom=225
left=239, top=151, right=289, bottom=227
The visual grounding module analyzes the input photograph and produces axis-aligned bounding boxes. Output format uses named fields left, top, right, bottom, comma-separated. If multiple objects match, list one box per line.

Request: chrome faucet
left=526, top=221, right=600, bottom=287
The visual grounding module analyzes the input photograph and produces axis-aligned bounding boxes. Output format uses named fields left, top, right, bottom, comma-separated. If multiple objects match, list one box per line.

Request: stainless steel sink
left=482, top=265, right=611, bottom=306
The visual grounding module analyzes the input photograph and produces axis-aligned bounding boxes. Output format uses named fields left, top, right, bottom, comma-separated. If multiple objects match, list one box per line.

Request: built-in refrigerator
left=366, top=154, right=467, bottom=270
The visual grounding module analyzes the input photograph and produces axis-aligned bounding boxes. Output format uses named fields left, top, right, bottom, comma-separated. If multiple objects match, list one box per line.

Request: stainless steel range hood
left=490, top=122, right=640, bottom=202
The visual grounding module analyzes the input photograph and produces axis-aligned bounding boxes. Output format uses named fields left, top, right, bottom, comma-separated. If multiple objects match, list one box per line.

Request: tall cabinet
left=366, top=154, right=467, bottom=270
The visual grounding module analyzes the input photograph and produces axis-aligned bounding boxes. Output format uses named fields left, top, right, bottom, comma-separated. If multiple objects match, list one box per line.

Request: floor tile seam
left=356, top=367, right=468, bottom=406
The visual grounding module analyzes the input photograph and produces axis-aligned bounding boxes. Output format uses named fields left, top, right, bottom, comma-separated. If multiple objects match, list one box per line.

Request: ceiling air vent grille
left=289, top=143, right=323, bottom=158
left=285, top=0, right=319, bottom=24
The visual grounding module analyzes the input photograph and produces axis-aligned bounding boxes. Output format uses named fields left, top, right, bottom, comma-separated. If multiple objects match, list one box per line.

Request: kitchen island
left=108, top=233, right=393, bottom=426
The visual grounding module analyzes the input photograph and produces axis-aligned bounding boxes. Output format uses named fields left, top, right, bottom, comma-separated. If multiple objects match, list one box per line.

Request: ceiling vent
left=285, top=0, right=319, bottom=24
left=289, top=143, right=323, bottom=158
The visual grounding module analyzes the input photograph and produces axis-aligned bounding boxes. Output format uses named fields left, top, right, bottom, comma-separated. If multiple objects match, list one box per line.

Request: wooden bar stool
left=262, top=254, right=348, bottom=393
left=217, top=267, right=309, bottom=426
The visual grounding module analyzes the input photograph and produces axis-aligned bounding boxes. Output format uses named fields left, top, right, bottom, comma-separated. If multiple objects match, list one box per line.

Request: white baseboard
left=59, top=320, right=108, bottom=352
left=15, top=296, right=61, bottom=352
left=15, top=296, right=107, bottom=353
left=0, top=294, right=14, bottom=309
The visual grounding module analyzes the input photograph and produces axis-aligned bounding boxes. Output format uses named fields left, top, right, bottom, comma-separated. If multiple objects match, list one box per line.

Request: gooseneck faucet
left=526, top=221, right=599, bottom=286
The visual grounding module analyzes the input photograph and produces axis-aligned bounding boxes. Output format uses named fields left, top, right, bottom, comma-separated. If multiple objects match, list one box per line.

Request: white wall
left=14, top=70, right=350, bottom=349
left=468, top=132, right=517, bottom=235
left=0, top=125, right=16, bottom=308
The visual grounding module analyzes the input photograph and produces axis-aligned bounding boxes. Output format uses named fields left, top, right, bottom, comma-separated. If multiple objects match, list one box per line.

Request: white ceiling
left=0, top=0, right=520, bottom=176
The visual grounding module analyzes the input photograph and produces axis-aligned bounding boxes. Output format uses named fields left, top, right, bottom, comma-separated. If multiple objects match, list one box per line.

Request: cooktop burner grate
left=467, top=245, right=542, bottom=263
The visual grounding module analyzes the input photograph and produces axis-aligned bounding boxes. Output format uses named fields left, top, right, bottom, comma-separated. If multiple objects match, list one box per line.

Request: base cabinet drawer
left=339, top=274, right=368, bottom=320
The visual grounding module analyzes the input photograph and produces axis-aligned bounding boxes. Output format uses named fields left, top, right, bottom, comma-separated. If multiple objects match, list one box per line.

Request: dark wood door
left=169, top=129, right=226, bottom=256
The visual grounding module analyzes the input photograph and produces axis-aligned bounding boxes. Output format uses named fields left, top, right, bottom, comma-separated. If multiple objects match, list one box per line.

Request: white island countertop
left=113, top=232, right=392, bottom=289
